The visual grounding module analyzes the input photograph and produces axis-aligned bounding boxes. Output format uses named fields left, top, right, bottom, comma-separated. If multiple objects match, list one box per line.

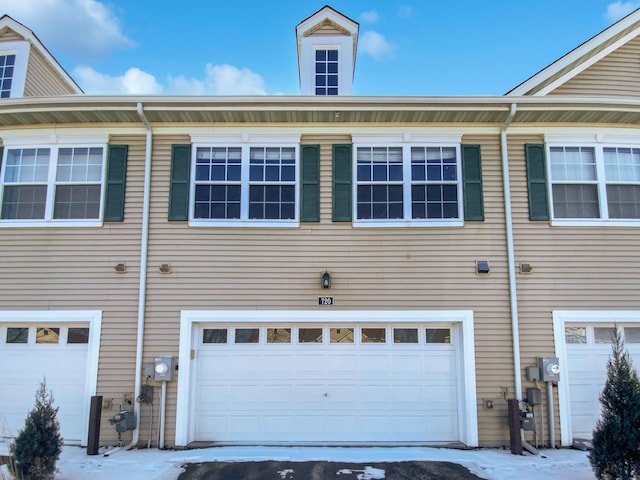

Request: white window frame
left=313, top=47, right=340, bottom=96
left=0, top=136, right=108, bottom=227
left=0, top=41, right=29, bottom=98
left=189, top=135, right=300, bottom=227
left=352, top=135, right=464, bottom=227
left=299, top=36, right=353, bottom=95
left=547, top=140, right=640, bottom=226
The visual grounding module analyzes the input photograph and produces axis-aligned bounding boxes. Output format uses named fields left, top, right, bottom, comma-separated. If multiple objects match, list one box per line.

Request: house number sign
left=318, top=296, right=334, bottom=306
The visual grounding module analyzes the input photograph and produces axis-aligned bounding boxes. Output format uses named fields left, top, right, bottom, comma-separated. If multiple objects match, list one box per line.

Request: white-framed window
left=0, top=41, right=29, bottom=98
left=0, top=53, right=16, bottom=98
left=315, top=48, right=339, bottom=95
left=354, top=142, right=463, bottom=226
left=190, top=140, right=299, bottom=226
left=549, top=144, right=640, bottom=223
left=0, top=143, right=106, bottom=225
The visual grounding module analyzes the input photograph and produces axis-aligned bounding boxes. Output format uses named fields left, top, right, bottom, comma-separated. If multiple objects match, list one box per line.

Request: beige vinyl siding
left=141, top=132, right=514, bottom=447
left=509, top=134, right=640, bottom=445
left=549, top=34, right=640, bottom=97
left=0, top=30, right=24, bottom=42
left=0, top=134, right=145, bottom=445
left=24, top=48, right=76, bottom=96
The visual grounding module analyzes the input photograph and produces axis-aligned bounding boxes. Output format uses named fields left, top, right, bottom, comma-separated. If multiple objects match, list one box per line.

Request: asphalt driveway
left=177, top=460, right=487, bottom=479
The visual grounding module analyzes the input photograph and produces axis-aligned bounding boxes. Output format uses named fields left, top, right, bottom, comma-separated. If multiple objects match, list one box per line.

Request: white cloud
left=360, top=10, right=381, bottom=23
left=359, top=31, right=394, bottom=61
left=73, top=66, right=162, bottom=94
left=74, top=64, right=267, bottom=95
left=397, top=6, right=413, bottom=17
left=605, top=1, right=640, bottom=22
left=0, top=0, right=134, bottom=61
left=167, top=64, right=267, bottom=95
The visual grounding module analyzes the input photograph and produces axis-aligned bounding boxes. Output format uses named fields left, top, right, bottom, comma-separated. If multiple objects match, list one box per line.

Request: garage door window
left=6, top=327, right=28, bottom=343
left=267, top=328, right=291, bottom=343
left=67, top=328, right=89, bottom=344
left=426, top=328, right=451, bottom=343
left=362, top=328, right=386, bottom=343
left=565, top=326, right=587, bottom=344
left=594, top=327, right=616, bottom=344
left=299, top=328, right=323, bottom=343
left=625, top=327, right=640, bottom=343
left=203, top=328, right=228, bottom=344
left=235, top=328, right=259, bottom=343
left=330, top=327, right=354, bottom=343
left=393, top=328, right=418, bottom=343
left=36, top=327, right=59, bottom=344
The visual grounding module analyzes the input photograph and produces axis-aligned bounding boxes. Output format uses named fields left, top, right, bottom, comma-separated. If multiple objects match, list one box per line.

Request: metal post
left=87, top=396, right=103, bottom=455
left=508, top=398, right=523, bottom=455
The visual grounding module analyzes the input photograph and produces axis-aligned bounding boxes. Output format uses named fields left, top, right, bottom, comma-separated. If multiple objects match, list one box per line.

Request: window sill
left=353, top=219, right=464, bottom=228
left=0, top=220, right=103, bottom=228
left=189, top=219, right=300, bottom=228
left=551, top=219, right=640, bottom=227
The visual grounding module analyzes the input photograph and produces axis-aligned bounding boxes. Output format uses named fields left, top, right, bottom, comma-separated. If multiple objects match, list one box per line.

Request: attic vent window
left=315, top=49, right=338, bottom=95
left=0, top=54, right=16, bottom=98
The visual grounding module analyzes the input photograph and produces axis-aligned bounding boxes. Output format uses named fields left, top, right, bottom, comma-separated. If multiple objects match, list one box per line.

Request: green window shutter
left=168, top=144, right=192, bottom=221
left=103, top=144, right=128, bottom=222
left=462, top=144, right=484, bottom=221
left=525, top=144, right=549, bottom=221
left=301, top=144, right=320, bottom=222
left=332, top=144, right=352, bottom=222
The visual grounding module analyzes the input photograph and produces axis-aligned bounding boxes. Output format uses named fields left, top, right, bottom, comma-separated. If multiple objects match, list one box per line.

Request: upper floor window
left=0, top=145, right=105, bottom=224
left=354, top=144, right=462, bottom=226
left=315, top=49, right=338, bottom=95
left=0, top=54, right=16, bottom=98
left=549, top=145, right=640, bottom=221
left=191, top=143, right=299, bottom=225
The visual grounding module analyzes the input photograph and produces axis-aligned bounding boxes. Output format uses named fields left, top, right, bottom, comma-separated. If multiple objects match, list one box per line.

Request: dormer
left=296, top=6, right=359, bottom=96
left=0, top=15, right=81, bottom=98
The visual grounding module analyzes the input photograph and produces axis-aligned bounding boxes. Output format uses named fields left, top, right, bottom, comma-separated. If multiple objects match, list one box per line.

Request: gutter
left=500, top=103, right=522, bottom=401
left=125, top=103, right=153, bottom=449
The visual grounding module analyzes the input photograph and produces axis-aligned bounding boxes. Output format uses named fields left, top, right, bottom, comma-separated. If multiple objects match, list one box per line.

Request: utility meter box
left=520, top=410, right=536, bottom=431
left=154, top=355, right=175, bottom=381
left=539, top=356, right=560, bottom=382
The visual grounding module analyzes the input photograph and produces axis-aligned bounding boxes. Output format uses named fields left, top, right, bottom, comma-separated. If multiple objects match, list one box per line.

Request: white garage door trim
left=176, top=310, right=477, bottom=447
left=553, top=310, right=640, bottom=447
left=0, top=310, right=101, bottom=446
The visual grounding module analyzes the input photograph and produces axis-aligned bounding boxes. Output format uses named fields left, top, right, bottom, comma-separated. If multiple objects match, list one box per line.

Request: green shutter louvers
left=332, top=144, right=352, bottom=222
left=462, top=144, right=484, bottom=221
left=104, top=144, right=128, bottom=222
left=301, top=144, right=320, bottom=222
left=168, top=144, right=192, bottom=221
left=525, top=144, right=549, bottom=221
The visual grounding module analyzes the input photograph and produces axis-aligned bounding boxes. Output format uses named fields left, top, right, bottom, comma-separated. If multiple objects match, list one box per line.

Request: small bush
left=589, top=330, right=640, bottom=480
left=10, top=380, right=63, bottom=480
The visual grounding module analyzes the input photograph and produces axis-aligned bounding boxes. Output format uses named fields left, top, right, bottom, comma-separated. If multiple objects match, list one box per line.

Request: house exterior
left=0, top=6, right=640, bottom=449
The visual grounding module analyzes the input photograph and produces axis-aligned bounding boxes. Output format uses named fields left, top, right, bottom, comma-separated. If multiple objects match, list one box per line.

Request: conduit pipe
left=500, top=103, right=522, bottom=401
left=125, top=103, right=153, bottom=449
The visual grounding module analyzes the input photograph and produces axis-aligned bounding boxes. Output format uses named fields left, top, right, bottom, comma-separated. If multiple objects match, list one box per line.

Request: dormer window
left=0, top=41, right=29, bottom=98
left=0, top=54, right=16, bottom=98
left=315, top=49, right=339, bottom=95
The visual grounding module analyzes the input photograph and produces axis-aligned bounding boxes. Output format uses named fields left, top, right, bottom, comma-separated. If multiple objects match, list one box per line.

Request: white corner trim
left=175, top=309, right=478, bottom=447
left=553, top=310, right=640, bottom=446
left=0, top=310, right=102, bottom=446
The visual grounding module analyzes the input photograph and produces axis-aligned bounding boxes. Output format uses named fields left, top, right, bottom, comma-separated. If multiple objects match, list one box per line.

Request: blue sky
left=0, top=0, right=637, bottom=96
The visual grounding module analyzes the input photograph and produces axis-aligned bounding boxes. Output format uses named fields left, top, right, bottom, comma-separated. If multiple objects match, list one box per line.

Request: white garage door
left=565, top=324, right=640, bottom=440
left=0, top=324, right=90, bottom=444
left=192, top=323, right=460, bottom=444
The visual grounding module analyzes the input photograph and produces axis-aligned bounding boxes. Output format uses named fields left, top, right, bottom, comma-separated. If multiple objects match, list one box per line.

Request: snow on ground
left=0, top=443, right=596, bottom=480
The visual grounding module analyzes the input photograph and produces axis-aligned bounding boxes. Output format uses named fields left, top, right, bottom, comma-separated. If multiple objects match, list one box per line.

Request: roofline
left=506, top=8, right=640, bottom=96
left=0, top=14, right=83, bottom=94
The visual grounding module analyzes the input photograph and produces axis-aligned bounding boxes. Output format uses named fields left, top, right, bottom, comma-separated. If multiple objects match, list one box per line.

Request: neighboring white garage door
left=565, top=323, right=640, bottom=440
left=191, top=323, right=460, bottom=444
left=0, top=323, right=90, bottom=444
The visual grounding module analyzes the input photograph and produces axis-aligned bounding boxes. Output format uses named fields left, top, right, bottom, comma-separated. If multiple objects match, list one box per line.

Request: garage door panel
left=192, top=323, right=461, bottom=443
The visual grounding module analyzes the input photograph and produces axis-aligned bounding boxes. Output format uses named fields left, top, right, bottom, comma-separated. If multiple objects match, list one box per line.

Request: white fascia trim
left=1, top=128, right=110, bottom=145
left=0, top=310, right=102, bottom=446
left=553, top=310, right=640, bottom=446
left=0, top=41, right=29, bottom=98
left=175, top=309, right=478, bottom=447
left=508, top=11, right=640, bottom=96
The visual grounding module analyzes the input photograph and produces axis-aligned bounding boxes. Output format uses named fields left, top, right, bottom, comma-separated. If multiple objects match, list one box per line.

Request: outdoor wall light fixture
left=114, top=263, right=126, bottom=273
left=476, top=261, right=490, bottom=274
left=321, top=270, right=331, bottom=288
left=159, top=263, right=171, bottom=274
left=520, top=263, right=533, bottom=273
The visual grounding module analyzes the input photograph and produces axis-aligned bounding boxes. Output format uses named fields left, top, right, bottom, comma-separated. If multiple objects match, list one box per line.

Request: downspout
left=125, top=102, right=153, bottom=449
left=500, top=103, right=522, bottom=401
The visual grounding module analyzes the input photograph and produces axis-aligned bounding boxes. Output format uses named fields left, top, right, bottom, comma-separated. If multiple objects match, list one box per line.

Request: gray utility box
left=539, top=356, right=560, bottom=382
left=154, top=355, right=175, bottom=381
